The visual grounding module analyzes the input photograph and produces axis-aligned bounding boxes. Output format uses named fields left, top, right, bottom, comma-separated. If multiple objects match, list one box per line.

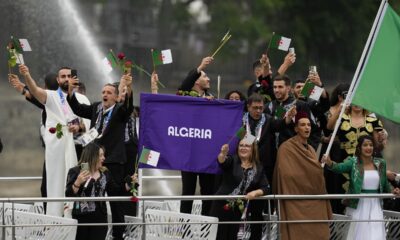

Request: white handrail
left=0, top=194, right=398, bottom=203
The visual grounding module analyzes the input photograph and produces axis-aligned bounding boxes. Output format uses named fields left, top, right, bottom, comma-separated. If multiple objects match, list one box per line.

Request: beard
left=60, top=82, right=69, bottom=91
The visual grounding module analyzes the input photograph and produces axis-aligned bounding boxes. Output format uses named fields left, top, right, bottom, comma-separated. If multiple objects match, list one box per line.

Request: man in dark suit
left=244, top=93, right=275, bottom=184
left=67, top=74, right=133, bottom=240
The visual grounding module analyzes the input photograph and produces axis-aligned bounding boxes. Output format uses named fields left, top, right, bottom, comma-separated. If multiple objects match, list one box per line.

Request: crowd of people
left=6, top=48, right=400, bottom=240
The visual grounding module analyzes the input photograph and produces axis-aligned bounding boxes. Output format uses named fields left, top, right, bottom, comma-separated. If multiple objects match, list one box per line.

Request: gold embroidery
left=341, top=121, right=351, bottom=131
left=365, top=123, right=373, bottom=132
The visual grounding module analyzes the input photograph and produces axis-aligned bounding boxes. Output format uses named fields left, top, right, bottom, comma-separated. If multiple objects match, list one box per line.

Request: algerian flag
left=235, top=126, right=246, bottom=140
left=18, top=39, right=32, bottom=51
left=301, top=81, right=324, bottom=101
left=275, top=105, right=286, bottom=119
left=351, top=4, right=400, bottom=123
left=16, top=53, right=24, bottom=64
left=139, top=147, right=160, bottom=167
left=152, top=49, right=173, bottom=66
left=102, top=52, right=119, bottom=74
left=102, top=57, right=113, bottom=74
left=269, top=34, right=291, bottom=51
left=107, top=52, right=119, bottom=69
left=10, top=37, right=23, bottom=53
left=242, top=133, right=256, bottom=145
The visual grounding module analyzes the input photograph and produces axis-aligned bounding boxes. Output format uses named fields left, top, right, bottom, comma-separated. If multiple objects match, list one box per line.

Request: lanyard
left=243, top=112, right=266, bottom=142
left=57, top=88, right=70, bottom=116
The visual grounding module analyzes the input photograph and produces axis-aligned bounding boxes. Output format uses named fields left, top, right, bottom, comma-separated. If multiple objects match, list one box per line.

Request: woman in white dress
left=322, top=135, right=400, bottom=240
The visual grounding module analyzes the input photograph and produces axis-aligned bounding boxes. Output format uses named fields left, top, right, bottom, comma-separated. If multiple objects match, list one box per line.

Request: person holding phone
left=11, top=64, right=90, bottom=217
left=66, top=142, right=137, bottom=240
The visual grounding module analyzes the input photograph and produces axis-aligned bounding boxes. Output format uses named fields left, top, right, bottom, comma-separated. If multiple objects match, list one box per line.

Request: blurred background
left=1, top=0, right=400, bottom=197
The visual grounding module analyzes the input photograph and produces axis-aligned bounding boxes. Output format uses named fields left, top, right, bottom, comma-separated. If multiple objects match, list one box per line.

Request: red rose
left=130, top=196, right=139, bottom=203
left=260, top=80, right=269, bottom=88
left=223, top=204, right=230, bottom=211
left=117, top=53, right=125, bottom=60
left=49, top=127, right=57, bottom=134
left=125, top=60, right=133, bottom=68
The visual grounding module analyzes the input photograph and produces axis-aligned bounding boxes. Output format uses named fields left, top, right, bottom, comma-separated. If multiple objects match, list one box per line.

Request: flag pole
left=151, top=49, right=156, bottom=73
left=211, top=35, right=232, bottom=58
left=348, top=1, right=388, bottom=103
left=322, top=0, right=388, bottom=166
left=266, top=32, right=275, bottom=56
left=134, top=146, right=144, bottom=175
left=217, top=75, right=221, bottom=99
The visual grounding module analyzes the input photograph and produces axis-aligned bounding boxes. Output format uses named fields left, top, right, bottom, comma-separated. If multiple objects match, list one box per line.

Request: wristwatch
left=21, top=86, right=28, bottom=95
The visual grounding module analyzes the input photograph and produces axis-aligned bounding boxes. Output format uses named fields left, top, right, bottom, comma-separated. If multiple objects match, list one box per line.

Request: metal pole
left=277, top=199, right=280, bottom=240
left=142, top=200, right=146, bottom=240
left=11, top=202, right=15, bottom=240
left=267, top=199, right=272, bottom=240
left=1, top=202, right=5, bottom=240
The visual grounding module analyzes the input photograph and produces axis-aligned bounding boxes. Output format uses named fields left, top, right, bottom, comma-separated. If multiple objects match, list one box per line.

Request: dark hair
left=78, top=143, right=106, bottom=172
left=354, top=135, right=375, bottom=158
left=104, top=83, right=119, bottom=95
left=273, top=74, right=291, bottom=86
left=57, top=66, right=72, bottom=75
left=44, top=73, right=58, bottom=90
left=224, top=90, right=246, bottom=101
left=247, top=93, right=264, bottom=105
left=294, top=79, right=305, bottom=85
left=133, top=106, right=140, bottom=118
left=330, top=83, right=350, bottom=106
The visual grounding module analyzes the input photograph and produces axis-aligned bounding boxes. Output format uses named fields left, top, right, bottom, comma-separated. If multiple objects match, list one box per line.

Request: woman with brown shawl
left=273, top=112, right=332, bottom=240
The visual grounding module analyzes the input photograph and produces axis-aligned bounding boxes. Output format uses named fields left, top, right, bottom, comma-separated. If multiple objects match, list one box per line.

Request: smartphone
left=81, top=162, right=89, bottom=171
left=71, top=69, right=78, bottom=78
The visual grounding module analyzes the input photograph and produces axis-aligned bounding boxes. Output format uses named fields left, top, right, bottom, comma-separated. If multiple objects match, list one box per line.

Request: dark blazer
left=67, top=93, right=133, bottom=164
left=246, top=114, right=276, bottom=184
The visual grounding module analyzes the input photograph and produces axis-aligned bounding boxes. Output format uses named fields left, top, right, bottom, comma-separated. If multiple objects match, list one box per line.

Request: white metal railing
left=0, top=194, right=400, bottom=240
left=2, top=175, right=400, bottom=239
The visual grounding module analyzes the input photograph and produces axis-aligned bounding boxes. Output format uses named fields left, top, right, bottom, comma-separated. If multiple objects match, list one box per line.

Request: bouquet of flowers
left=117, top=52, right=133, bottom=74
left=223, top=198, right=245, bottom=213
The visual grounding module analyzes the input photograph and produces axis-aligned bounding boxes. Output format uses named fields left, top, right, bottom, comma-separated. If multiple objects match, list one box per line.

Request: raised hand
left=18, top=64, right=30, bottom=77
left=197, top=56, right=214, bottom=72
left=8, top=74, right=24, bottom=93
left=75, top=170, right=91, bottom=186
left=321, top=154, right=332, bottom=167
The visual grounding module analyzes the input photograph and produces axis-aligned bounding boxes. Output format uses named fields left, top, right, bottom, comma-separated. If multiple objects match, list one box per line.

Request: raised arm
left=151, top=72, right=159, bottom=94
left=67, top=79, right=93, bottom=119
left=322, top=155, right=353, bottom=174
left=179, top=56, right=213, bottom=91
left=277, top=52, right=296, bottom=76
left=19, top=64, right=47, bottom=104
left=218, top=144, right=229, bottom=164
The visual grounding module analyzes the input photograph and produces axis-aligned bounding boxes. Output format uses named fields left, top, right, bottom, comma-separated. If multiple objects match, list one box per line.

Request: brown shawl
left=273, top=137, right=332, bottom=240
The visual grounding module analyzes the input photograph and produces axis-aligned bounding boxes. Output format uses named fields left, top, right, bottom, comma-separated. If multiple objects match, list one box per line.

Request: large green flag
left=352, top=4, right=400, bottom=123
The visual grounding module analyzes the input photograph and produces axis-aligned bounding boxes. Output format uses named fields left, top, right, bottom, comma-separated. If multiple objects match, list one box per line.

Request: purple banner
left=139, top=93, right=244, bottom=174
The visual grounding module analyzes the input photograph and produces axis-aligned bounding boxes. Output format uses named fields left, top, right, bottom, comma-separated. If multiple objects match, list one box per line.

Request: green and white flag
left=152, top=49, right=173, bottom=66
left=269, top=34, right=291, bottom=51
left=102, top=52, right=119, bottom=74
left=139, top=147, right=160, bottom=167
left=352, top=4, right=400, bottom=123
left=301, top=81, right=324, bottom=101
left=18, top=39, right=32, bottom=52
